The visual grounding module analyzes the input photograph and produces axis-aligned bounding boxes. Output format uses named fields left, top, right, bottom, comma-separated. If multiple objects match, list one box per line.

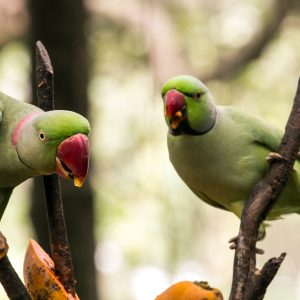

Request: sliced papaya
left=155, top=280, right=223, bottom=300
left=23, top=239, right=79, bottom=300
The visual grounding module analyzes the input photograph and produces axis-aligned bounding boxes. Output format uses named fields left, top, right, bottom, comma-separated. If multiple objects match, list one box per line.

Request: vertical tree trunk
left=27, top=1, right=98, bottom=299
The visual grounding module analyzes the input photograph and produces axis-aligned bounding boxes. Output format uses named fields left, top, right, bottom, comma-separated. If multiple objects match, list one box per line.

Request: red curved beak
left=164, top=90, right=186, bottom=129
left=55, top=133, right=89, bottom=188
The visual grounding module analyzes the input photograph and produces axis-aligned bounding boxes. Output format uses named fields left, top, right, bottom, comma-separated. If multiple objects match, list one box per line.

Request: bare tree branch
left=35, top=41, right=76, bottom=297
left=0, top=232, right=31, bottom=299
left=244, top=253, right=286, bottom=300
left=230, top=76, right=300, bottom=299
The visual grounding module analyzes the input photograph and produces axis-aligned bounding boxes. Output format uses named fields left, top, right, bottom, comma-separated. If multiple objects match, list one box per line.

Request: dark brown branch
left=0, top=232, right=31, bottom=300
left=229, top=77, right=300, bottom=299
left=244, top=253, right=286, bottom=300
left=36, top=40, right=54, bottom=110
left=35, top=41, right=76, bottom=296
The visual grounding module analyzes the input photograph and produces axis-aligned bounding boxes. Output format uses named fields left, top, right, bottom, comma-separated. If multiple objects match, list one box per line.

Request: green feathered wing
left=168, top=106, right=300, bottom=221
left=0, top=106, right=13, bottom=220
left=0, top=97, right=12, bottom=219
left=0, top=93, right=41, bottom=220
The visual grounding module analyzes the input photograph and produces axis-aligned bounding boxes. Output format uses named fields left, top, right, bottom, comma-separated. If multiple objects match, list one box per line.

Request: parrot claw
left=266, top=152, right=284, bottom=162
left=228, top=236, right=239, bottom=251
left=256, top=248, right=265, bottom=255
left=228, top=236, right=265, bottom=255
left=228, top=236, right=238, bottom=244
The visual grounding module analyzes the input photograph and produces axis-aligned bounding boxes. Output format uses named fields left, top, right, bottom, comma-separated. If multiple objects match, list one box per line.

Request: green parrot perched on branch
left=0, top=92, right=90, bottom=220
left=161, top=75, right=300, bottom=239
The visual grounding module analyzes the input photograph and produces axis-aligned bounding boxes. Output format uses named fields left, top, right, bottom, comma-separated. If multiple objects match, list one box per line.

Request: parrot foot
left=228, top=236, right=265, bottom=255
left=266, top=152, right=284, bottom=162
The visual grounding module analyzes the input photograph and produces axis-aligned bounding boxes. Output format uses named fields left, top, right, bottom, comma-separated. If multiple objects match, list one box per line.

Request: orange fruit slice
left=155, top=280, right=223, bottom=300
left=23, top=239, right=79, bottom=300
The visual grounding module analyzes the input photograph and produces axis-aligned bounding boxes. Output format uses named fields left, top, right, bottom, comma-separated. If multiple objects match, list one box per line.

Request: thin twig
left=230, top=77, right=300, bottom=299
left=35, top=41, right=76, bottom=296
left=244, top=253, right=286, bottom=300
left=0, top=232, right=31, bottom=300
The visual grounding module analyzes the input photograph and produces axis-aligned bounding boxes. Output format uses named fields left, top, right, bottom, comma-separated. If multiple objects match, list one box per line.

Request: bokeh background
left=1, top=0, right=300, bottom=299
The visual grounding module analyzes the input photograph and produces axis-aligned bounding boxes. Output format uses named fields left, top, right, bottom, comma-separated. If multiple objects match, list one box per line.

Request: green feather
left=162, top=75, right=300, bottom=237
left=0, top=92, right=90, bottom=220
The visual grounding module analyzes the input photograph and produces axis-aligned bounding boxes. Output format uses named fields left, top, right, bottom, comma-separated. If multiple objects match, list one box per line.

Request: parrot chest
left=0, top=148, right=39, bottom=188
left=167, top=118, right=268, bottom=212
left=0, top=135, right=39, bottom=188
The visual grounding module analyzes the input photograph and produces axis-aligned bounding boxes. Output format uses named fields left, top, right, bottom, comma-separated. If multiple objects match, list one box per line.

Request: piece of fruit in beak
left=23, top=239, right=79, bottom=299
left=56, top=133, right=89, bottom=188
left=164, top=89, right=186, bottom=129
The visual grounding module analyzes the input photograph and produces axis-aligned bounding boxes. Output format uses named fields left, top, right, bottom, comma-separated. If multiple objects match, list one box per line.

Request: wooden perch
left=35, top=41, right=76, bottom=296
left=0, top=232, right=31, bottom=299
left=229, top=77, right=300, bottom=299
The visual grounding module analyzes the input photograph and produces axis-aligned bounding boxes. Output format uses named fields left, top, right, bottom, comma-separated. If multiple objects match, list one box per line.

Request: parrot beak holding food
left=55, top=133, right=89, bottom=188
left=164, top=89, right=186, bottom=129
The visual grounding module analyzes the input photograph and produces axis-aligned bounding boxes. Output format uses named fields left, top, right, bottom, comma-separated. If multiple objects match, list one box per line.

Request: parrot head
left=161, top=75, right=217, bottom=135
left=13, top=110, right=90, bottom=188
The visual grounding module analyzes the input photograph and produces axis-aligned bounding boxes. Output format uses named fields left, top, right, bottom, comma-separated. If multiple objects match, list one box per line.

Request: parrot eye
left=194, top=93, right=201, bottom=101
left=39, top=131, right=46, bottom=141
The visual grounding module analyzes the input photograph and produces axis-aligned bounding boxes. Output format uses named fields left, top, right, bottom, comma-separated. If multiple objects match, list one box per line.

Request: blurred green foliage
left=1, top=0, right=300, bottom=299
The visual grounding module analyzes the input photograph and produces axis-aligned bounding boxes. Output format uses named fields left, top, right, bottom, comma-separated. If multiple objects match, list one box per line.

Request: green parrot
left=0, top=92, right=90, bottom=220
left=161, top=74, right=300, bottom=239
